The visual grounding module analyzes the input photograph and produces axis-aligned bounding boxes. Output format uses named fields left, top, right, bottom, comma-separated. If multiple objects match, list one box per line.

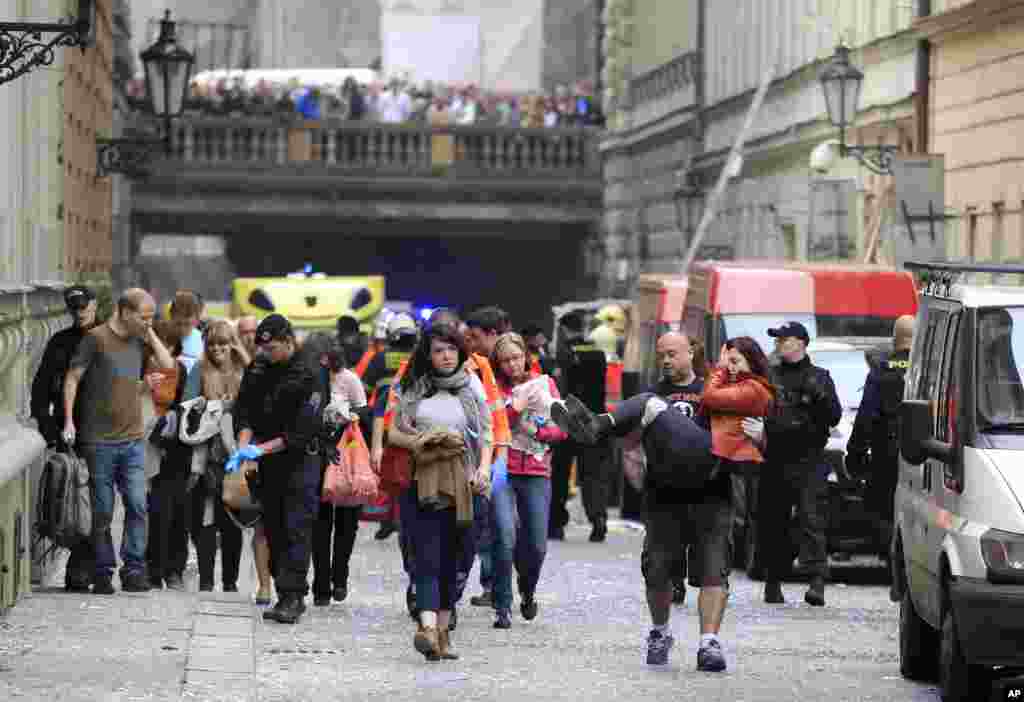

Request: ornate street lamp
left=97, top=10, right=194, bottom=177
left=673, top=170, right=703, bottom=250
left=0, top=0, right=94, bottom=85
left=819, top=45, right=898, bottom=176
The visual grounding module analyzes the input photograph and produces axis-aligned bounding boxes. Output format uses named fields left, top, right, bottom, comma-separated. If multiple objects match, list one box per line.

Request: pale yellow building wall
left=931, top=15, right=1024, bottom=261
left=630, top=0, right=697, bottom=76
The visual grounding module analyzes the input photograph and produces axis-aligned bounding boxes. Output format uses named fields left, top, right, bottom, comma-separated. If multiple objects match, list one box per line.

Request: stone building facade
left=597, top=0, right=925, bottom=295
left=917, top=0, right=1024, bottom=263
left=0, top=0, right=114, bottom=608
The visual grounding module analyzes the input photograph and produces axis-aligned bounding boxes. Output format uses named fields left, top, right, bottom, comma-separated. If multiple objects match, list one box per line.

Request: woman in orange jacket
left=701, top=337, right=774, bottom=465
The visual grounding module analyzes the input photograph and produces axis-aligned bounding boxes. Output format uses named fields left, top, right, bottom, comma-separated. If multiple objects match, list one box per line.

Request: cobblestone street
left=0, top=500, right=943, bottom=702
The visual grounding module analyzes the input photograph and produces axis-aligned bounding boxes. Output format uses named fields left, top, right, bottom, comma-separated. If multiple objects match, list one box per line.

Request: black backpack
left=34, top=448, right=91, bottom=554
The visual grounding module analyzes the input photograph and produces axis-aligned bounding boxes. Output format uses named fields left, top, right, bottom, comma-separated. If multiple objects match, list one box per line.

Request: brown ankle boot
left=438, top=628, right=459, bottom=660
left=414, top=625, right=440, bottom=661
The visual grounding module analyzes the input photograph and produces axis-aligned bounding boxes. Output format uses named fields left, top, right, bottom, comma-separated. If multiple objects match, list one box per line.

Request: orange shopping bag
left=322, top=423, right=379, bottom=507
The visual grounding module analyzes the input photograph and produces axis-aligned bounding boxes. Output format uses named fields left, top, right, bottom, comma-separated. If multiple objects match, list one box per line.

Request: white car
left=895, top=261, right=1024, bottom=701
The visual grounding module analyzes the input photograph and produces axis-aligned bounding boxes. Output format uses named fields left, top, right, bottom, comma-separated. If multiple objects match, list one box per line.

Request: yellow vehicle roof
left=232, top=275, right=385, bottom=330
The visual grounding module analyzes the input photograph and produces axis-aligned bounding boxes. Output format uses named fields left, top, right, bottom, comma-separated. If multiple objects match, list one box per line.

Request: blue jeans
left=404, top=484, right=460, bottom=613
left=492, top=474, right=552, bottom=611
left=81, top=440, right=147, bottom=580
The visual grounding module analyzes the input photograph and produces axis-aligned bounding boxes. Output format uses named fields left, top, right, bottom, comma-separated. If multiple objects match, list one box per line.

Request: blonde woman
left=185, top=319, right=250, bottom=593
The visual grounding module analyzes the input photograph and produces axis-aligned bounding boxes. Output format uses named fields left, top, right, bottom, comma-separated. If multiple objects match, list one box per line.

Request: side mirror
left=902, top=400, right=933, bottom=465
left=902, top=399, right=952, bottom=465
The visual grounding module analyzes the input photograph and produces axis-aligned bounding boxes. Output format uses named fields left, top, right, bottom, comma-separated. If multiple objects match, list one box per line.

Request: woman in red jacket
left=490, top=332, right=567, bottom=629
left=702, top=336, right=775, bottom=470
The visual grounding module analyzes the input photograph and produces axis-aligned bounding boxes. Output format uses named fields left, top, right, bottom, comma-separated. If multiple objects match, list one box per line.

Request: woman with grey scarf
left=389, top=323, right=493, bottom=662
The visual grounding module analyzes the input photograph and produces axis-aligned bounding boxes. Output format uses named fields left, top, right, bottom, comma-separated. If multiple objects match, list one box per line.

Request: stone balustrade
left=0, top=285, right=70, bottom=610
left=166, top=119, right=602, bottom=178
left=628, top=51, right=700, bottom=127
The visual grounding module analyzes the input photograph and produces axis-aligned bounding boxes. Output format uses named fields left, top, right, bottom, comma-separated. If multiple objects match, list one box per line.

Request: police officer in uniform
left=229, top=314, right=326, bottom=624
left=550, top=310, right=610, bottom=542
left=846, top=314, right=914, bottom=562
left=760, top=321, right=842, bottom=607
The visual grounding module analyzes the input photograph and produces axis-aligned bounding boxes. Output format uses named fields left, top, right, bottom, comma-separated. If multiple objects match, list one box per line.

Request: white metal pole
left=680, top=63, right=776, bottom=273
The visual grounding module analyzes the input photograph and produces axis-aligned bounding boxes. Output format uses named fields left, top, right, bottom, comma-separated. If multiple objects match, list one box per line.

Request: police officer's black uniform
left=550, top=318, right=610, bottom=542
left=235, top=315, right=325, bottom=623
left=760, top=322, right=842, bottom=605
left=847, top=347, right=910, bottom=553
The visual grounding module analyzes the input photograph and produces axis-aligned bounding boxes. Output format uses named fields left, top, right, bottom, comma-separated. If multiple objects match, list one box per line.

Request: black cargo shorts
left=641, top=490, right=733, bottom=590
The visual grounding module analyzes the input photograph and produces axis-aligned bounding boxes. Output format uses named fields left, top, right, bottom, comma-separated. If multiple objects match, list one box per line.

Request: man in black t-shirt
left=551, top=332, right=731, bottom=674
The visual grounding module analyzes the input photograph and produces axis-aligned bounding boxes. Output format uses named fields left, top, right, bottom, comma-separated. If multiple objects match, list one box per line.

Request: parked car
left=895, top=261, right=1024, bottom=701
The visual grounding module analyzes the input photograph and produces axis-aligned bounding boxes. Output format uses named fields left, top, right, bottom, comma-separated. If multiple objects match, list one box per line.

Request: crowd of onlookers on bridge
left=125, top=74, right=605, bottom=128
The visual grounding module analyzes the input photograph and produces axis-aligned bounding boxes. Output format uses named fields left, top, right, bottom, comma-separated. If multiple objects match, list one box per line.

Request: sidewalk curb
left=180, top=594, right=256, bottom=702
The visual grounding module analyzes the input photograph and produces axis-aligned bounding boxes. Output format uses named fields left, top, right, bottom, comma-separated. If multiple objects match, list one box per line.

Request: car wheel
left=940, top=605, right=985, bottom=701
left=899, top=589, right=938, bottom=681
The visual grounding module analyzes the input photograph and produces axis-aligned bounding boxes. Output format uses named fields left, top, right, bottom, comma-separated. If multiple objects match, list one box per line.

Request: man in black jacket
left=229, top=314, right=323, bottom=624
left=760, top=321, right=842, bottom=607
left=550, top=311, right=610, bottom=542
left=847, top=315, right=914, bottom=562
left=30, top=285, right=97, bottom=592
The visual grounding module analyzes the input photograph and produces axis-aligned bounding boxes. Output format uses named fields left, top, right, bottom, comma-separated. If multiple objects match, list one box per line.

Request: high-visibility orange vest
left=605, top=360, right=624, bottom=412
left=353, top=348, right=378, bottom=378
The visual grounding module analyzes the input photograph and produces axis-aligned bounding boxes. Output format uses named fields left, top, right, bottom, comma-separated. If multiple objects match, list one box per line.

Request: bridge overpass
left=119, top=118, right=605, bottom=324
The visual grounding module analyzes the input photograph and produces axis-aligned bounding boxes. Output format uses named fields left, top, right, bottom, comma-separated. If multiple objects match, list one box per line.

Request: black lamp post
left=97, top=10, right=194, bottom=177
left=0, top=0, right=94, bottom=85
left=819, top=45, right=898, bottom=175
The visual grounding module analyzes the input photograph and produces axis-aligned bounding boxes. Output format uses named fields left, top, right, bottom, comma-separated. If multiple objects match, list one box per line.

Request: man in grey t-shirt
left=62, top=288, right=174, bottom=594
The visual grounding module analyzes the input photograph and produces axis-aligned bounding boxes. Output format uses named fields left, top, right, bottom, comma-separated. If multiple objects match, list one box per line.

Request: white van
left=894, top=261, right=1024, bottom=701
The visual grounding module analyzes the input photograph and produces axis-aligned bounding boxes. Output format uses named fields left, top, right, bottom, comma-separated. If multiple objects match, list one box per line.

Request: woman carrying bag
left=387, top=322, right=492, bottom=662
left=302, top=332, right=370, bottom=607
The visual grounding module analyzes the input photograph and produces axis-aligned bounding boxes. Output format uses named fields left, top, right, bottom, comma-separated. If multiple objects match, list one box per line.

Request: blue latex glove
left=491, top=455, right=508, bottom=493
left=224, top=452, right=243, bottom=474
left=238, top=445, right=264, bottom=460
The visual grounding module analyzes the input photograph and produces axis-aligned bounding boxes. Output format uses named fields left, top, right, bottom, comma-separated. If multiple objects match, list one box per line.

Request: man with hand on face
left=236, top=315, right=259, bottom=359
left=62, top=288, right=175, bottom=594
left=31, top=285, right=99, bottom=592
left=760, top=321, right=842, bottom=607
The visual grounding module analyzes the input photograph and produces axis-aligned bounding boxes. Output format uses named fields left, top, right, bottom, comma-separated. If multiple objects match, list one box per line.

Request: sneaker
left=92, top=577, right=115, bottom=595
left=470, top=590, right=494, bottom=607
left=520, top=595, right=538, bottom=621
left=164, top=573, right=185, bottom=592
left=804, top=577, right=826, bottom=607
left=550, top=395, right=602, bottom=445
left=589, top=520, right=607, bottom=543
left=671, top=581, right=687, bottom=605
left=332, top=585, right=348, bottom=603
left=121, top=573, right=151, bottom=593
left=493, top=609, right=512, bottom=629
left=646, top=629, right=674, bottom=665
left=697, top=639, right=727, bottom=672
left=262, top=600, right=285, bottom=621
left=764, top=581, right=785, bottom=604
